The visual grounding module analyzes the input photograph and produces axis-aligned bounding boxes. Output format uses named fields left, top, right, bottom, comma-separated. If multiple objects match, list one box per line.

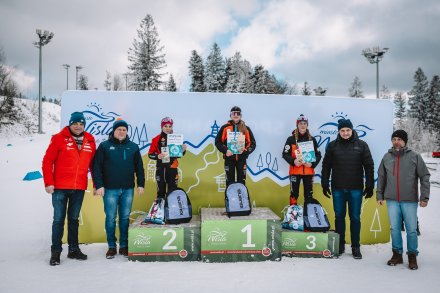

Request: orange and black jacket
left=148, top=132, right=185, bottom=168
left=215, top=121, right=256, bottom=161
left=282, top=131, right=321, bottom=175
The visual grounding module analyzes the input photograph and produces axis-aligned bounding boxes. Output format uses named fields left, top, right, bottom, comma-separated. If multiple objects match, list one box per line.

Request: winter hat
left=296, top=114, right=308, bottom=125
left=338, top=119, right=353, bottom=130
left=161, top=117, right=174, bottom=128
left=69, top=112, right=86, bottom=126
left=391, top=129, right=408, bottom=145
left=230, top=106, right=242, bottom=115
left=113, top=118, right=128, bottom=131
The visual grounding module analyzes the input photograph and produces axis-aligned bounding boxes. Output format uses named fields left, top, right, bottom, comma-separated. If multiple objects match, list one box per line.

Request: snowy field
left=0, top=102, right=439, bottom=293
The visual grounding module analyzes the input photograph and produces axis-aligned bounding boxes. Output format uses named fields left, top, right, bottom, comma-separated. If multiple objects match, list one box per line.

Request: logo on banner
left=314, top=112, right=374, bottom=149
left=133, top=234, right=152, bottom=247
left=81, top=102, right=149, bottom=148
left=207, top=229, right=228, bottom=244
left=282, top=237, right=297, bottom=247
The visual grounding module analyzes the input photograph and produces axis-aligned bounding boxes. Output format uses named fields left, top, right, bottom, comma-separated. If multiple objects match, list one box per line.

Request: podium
left=128, top=215, right=201, bottom=262
left=200, top=207, right=281, bottom=262
left=281, top=230, right=340, bottom=258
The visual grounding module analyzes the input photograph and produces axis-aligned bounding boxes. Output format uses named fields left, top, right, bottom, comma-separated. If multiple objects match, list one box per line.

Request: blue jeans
left=387, top=200, right=418, bottom=255
left=103, top=188, right=134, bottom=248
left=51, top=189, right=85, bottom=253
left=332, top=189, right=363, bottom=248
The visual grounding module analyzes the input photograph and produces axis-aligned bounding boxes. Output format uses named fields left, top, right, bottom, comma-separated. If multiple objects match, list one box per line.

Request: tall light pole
left=33, top=29, right=54, bottom=134
left=75, top=65, right=83, bottom=90
left=362, top=46, right=389, bottom=99
left=62, top=64, right=70, bottom=90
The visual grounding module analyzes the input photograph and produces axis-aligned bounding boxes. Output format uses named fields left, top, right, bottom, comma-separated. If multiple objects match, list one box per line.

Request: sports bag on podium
left=165, top=188, right=192, bottom=224
left=303, top=198, right=330, bottom=232
left=144, top=198, right=166, bottom=225
left=282, top=205, right=304, bottom=231
left=225, top=182, right=251, bottom=217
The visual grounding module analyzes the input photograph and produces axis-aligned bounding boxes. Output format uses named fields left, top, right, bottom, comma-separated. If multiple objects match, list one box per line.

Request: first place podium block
left=200, top=207, right=281, bottom=262
left=128, top=215, right=201, bottom=262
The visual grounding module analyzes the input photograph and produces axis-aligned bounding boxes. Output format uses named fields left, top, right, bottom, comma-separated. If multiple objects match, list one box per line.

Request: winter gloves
left=322, top=185, right=332, bottom=198
left=363, top=186, right=374, bottom=198
left=321, top=185, right=374, bottom=199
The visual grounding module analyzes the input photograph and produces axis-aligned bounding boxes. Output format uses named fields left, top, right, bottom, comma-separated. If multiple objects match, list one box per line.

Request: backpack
left=282, top=205, right=304, bottom=231
left=225, top=182, right=251, bottom=217
left=303, top=198, right=330, bottom=232
left=165, top=188, right=192, bottom=224
left=144, top=198, right=166, bottom=225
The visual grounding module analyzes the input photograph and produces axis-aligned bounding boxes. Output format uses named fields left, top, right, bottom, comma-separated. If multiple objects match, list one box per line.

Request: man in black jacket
left=321, top=119, right=374, bottom=259
left=93, top=119, right=145, bottom=259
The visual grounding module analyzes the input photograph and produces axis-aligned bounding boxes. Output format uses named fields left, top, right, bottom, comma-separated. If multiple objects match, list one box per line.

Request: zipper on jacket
left=396, top=152, right=401, bottom=201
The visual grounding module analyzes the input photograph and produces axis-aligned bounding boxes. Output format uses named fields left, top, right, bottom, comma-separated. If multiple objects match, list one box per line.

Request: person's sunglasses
left=231, top=111, right=241, bottom=116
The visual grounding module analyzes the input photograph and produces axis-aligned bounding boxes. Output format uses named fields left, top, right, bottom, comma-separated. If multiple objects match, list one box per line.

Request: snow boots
left=67, top=249, right=87, bottom=260
left=49, top=251, right=61, bottom=266
left=352, top=247, right=362, bottom=259
left=387, top=249, right=403, bottom=266
left=408, top=252, right=418, bottom=270
left=106, top=248, right=117, bottom=259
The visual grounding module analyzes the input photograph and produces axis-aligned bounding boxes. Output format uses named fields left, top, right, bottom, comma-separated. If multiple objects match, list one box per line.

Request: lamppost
left=362, top=46, right=389, bottom=99
left=62, top=64, right=70, bottom=90
left=75, top=66, right=83, bottom=90
left=33, top=29, right=54, bottom=134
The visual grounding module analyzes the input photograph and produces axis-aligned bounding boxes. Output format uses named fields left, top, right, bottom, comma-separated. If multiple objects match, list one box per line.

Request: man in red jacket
left=42, top=112, right=96, bottom=266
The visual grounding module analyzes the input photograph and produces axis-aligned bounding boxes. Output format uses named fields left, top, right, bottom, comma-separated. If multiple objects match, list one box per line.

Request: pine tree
left=225, top=52, right=252, bottom=93
left=128, top=14, right=166, bottom=91
left=407, top=67, right=429, bottom=122
left=252, top=65, right=267, bottom=94
left=165, top=74, right=177, bottom=91
left=301, top=81, right=312, bottom=95
left=426, top=75, right=440, bottom=130
left=348, top=76, right=364, bottom=98
left=113, top=74, right=123, bottom=91
left=104, top=70, right=112, bottom=91
left=188, top=50, right=205, bottom=92
left=380, top=85, right=391, bottom=99
left=313, top=86, right=327, bottom=96
left=78, top=74, right=89, bottom=90
left=204, top=43, right=226, bottom=92
left=393, top=91, right=406, bottom=128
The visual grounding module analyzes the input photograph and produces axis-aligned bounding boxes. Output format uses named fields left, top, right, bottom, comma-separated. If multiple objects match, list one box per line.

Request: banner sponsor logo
left=282, top=237, right=297, bottom=248
left=207, top=229, right=227, bottom=244
left=133, top=234, right=151, bottom=247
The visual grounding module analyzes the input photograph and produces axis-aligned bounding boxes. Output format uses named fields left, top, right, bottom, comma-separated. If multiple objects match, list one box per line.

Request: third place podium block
left=281, top=230, right=340, bottom=258
left=200, top=207, right=282, bottom=262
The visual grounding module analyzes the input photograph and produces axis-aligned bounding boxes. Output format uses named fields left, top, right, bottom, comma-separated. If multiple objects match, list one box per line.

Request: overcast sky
left=1, top=0, right=439, bottom=99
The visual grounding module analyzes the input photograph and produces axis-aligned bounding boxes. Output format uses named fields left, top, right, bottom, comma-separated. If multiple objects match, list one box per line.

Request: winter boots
left=119, top=247, right=128, bottom=257
left=408, top=252, right=418, bottom=270
left=67, top=249, right=87, bottom=260
left=387, top=249, right=403, bottom=266
left=106, top=248, right=117, bottom=259
left=352, top=247, right=362, bottom=259
left=49, top=251, right=61, bottom=266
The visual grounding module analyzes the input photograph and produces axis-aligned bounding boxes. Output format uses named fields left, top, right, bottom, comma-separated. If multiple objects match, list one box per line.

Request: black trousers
left=225, top=159, right=247, bottom=186
left=155, top=167, right=178, bottom=198
left=289, top=175, right=314, bottom=200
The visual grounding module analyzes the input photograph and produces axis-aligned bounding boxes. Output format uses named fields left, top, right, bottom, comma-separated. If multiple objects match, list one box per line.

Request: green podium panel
left=128, top=215, right=201, bottom=262
left=201, top=208, right=282, bottom=262
left=282, top=230, right=340, bottom=258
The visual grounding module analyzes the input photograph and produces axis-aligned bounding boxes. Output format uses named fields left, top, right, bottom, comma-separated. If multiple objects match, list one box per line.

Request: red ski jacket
left=42, top=126, right=96, bottom=190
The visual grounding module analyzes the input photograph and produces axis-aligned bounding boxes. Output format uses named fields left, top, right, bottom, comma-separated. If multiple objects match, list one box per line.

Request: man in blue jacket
left=93, top=119, right=145, bottom=259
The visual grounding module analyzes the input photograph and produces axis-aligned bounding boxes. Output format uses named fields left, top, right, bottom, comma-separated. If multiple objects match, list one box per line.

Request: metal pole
left=66, top=67, right=69, bottom=90
left=76, top=68, right=78, bottom=90
left=38, top=43, right=43, bottom=134
left=376, top=60, right=379, bottom=99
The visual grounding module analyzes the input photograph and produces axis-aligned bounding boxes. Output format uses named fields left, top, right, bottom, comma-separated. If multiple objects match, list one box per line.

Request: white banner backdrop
left=61, top=91, right=393, bottom=187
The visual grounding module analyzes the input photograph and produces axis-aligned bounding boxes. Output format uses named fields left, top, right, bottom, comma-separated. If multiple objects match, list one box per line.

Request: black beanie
left=230, top=106, right=242, bottom=113
left=337, top=119, right=353, bottom=130
left=391, top=130, right=408, bottom=144
left=113, top=119, right=128, bottom=132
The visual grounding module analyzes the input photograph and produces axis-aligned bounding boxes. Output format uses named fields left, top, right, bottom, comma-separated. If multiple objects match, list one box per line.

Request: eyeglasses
left=230, top=111, right=241, bottom=116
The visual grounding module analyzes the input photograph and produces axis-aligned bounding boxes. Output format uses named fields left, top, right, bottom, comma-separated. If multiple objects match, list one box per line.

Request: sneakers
left=49, top=251, right=61, bottom=266
left=352, top=247, right=362, bottom=259
left=119, top=247, right=128, bottom=257
left=408, top=252, right=418, bottom=270
left=289, top=197, right=297, bottom=205
left=67, top=249, right=87, bottom=260
left=106, top=248, right=117, bottom=259
left=387, top=249, right=403, bottom=266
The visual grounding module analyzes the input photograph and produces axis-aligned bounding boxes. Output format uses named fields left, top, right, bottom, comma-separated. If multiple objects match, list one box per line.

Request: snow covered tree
left=405, top=117, right=439, bottom=153
left=426, top=75, right=440, bottom=131
left=380, top=85, right=391, bottom=99
left=225, top=52, right=253, bottom=93
left=165, top=74, right=177, bottom=91
left=188, top=50, right=205, bottom=92
left=348, top=76, right=364, bottom=98
left=301, top=81, right=312, bottom=96
left=78, top=74, right=89, bottom=90
left=407, top=67, right=429, bottom=122
left=204, top=43, right=226, bottom=92
left=0, top=49, right=19, bottom=127
left=128, top=14, right=166, bottom=91
left=393, top=92, right=406, bottom=120
left=252, top=65, right=268, bottom=94
left=113, top=74, right=123, bottom=91
left=313, top=86, right=327, bottom=96
left=104, top=70, right=112, bottom=91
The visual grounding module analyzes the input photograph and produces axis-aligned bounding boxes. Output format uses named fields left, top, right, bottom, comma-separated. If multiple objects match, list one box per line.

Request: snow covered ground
left=0, top=101, right=439, bottom=293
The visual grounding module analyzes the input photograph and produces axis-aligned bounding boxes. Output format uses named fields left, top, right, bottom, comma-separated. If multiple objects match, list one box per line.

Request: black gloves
left=363, top=187, right=374, bottom=198
left=322, top=185, right=332, bottom=198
